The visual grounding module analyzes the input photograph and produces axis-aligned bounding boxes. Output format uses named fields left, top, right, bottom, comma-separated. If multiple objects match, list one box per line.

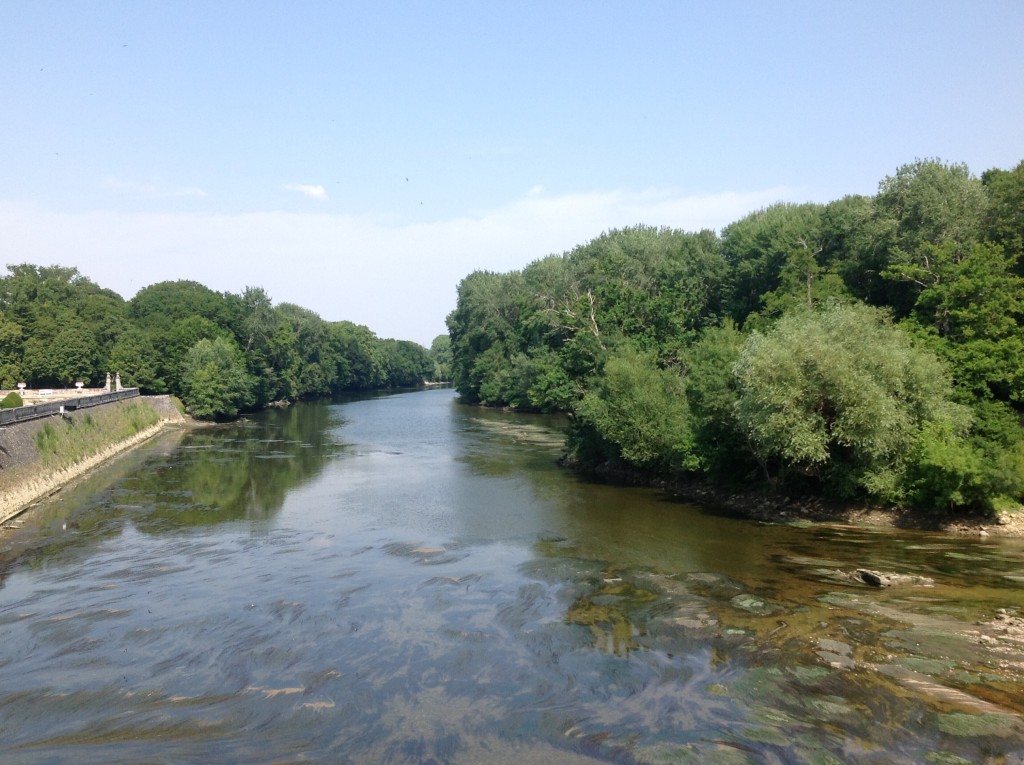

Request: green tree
left=380, top=339, right=432, bottom=387
left=575, top=343, right=692, bottom=470
left=179, top=336, right=256, bottom=420
left=235, top=286, right=290, bottom=404
left=447, top=270, right=526, bottom=404
left=872, top=159, right=988, bottom=317
left=44, top=324, right=103, bottom=386
left=566, top=226, right=726, bottom=356
left=129, top=280, right=236, bottom=332
left=817, top=195, right=880, bottom=301
left=429, top=334, right=452, bottom=381
left=330, top=321, right=385, bottom=390
left=0, top=264, right=125, bottom=386
left=982, top=160, right=1024, bottom=272
left=0, top=315, right=24, bottom=388
left=159, top=316, right=225, bottom=393
left=276, top=303, right=336, bottom=399
left=682, top=321, right=750, bottom=477
left=885, top=241, right=1024, bottom=401
left=732, top=303, right=971, bottom=503
left=107, top=326, right=164, bottom=392
left=720, top=203, right=826, bottom=324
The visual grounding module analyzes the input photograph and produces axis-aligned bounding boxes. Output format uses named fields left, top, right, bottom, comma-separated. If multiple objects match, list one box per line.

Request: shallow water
left=1, top=388, right=1023, bottom=763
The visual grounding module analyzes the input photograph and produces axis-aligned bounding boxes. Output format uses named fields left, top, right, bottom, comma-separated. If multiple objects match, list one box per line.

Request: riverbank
left=0, top=396, right=187, bottom=525
left=562, top=455, right=1024, bottom=538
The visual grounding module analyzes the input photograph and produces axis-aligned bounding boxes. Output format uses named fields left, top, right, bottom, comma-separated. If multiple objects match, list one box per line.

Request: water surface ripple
left=1, top=389, right=1023, bottom=764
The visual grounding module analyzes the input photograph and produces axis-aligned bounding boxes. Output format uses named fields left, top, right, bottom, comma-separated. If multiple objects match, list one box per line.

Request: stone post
left=104, top=373, right=112, bottom=392
left=115, top=372, right=122, bottom=392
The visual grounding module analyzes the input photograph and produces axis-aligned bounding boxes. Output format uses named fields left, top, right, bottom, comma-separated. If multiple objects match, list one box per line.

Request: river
left=1, top=388, right=1023, bottom=763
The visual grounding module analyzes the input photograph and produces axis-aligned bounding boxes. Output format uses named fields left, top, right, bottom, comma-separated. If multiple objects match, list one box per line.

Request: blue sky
left=2, top=1, right=1022, bottom=346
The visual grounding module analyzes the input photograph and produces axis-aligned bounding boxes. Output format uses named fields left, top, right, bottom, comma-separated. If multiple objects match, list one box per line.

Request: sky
left=2, top=1, right=1022, bottom=347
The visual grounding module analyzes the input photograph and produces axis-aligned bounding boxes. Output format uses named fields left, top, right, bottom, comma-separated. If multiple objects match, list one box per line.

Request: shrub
left=0, top=391, right=23, bottom=408
left=732, top=302, right=970, bottom=502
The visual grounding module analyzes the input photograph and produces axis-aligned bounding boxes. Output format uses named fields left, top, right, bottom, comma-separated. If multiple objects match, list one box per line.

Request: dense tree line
left=0, top=271, right=441, bottom=418
left=447, top=159, right=1024, bottom=513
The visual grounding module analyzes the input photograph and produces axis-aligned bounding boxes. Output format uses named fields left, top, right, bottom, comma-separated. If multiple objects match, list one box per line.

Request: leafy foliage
left=732, top=303, right=969, bottom=502
left=575, top=344, right=692, bottom=470
left=0, top=391, right=22, bottom=408
left=0, top=267, right=433, bottom=415
left=0, top=264, right=126, bottom=387
left=446, top=157, right=1024, bottom=512
left=428, top=334, right=452, bottom=381
left=179, top=336, right=256, bottom=420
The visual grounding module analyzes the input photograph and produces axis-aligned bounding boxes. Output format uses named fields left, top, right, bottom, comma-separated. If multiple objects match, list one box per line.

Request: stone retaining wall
left=0, top=396, right=186, bottom=525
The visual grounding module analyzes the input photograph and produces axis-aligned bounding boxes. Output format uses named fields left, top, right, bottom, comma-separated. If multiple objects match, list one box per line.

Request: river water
left=1, top=388, right=1023, bottom=764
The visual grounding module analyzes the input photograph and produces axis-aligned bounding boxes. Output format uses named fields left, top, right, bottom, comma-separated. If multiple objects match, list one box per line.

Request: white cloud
left=0, top=184, right=810, bottom=346
left=284, top=183, right=328, bottom=200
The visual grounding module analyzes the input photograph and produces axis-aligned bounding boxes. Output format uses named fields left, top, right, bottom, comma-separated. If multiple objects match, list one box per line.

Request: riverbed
left=1, top=388, right=1022, bottom=763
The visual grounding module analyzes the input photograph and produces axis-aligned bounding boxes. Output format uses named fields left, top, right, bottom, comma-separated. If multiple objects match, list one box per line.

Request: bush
left=575, top=344, right=693, bottom=470
left=732, top=302, right=970, bottom=502
left=0, top=391, right=23, bottom=408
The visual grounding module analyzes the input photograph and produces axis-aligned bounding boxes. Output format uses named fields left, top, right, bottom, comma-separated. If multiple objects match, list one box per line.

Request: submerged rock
left=852, top=569, right=934, bottom=588
left=730, top=593, right=782, bottom=615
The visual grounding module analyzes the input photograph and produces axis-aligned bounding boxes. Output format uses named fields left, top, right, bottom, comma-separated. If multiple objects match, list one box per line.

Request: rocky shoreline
left=561, top=455, right=1024, bottom=538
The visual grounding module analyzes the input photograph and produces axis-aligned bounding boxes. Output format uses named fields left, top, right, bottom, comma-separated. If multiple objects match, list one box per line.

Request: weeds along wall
left=32, top=401, right=160, bottom=470
left=0, top=398, right=163, bottom=495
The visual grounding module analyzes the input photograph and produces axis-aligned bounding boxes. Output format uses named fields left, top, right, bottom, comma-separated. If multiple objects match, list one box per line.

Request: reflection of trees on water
left=114, top=403, right=345, bottom=532
left=0, top=405, right=343, bottom=587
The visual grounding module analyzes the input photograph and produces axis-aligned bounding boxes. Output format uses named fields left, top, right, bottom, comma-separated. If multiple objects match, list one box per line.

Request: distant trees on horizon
left=0, top=267, right=441, bottom=419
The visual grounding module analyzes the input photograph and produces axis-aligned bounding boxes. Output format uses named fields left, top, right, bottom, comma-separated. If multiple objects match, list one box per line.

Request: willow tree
left=732, top=302, right=974, bottom=505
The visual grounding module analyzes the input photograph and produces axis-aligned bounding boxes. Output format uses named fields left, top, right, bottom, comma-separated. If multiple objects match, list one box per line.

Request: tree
left=179, top=336, right=256, bottom=420
left=732, top=303, right=971, bottom=503
left=682, top=321, right=750, bottom=477
left=234, top=286, right=290, bottom=404
left=720, top=203, right=826, bottom=324
left=380, top=339, right=432, bottom=387
left=982, top=160, right=1024, bottom=272
left=129, top=280, right=236, bottom=332
left=0, top=264, right=125, bottom=386
left=873, top=159, right=988, bottom=317
left=107, top=326, right=164, bottom=392
left=43, top=324, right=103, bottom=386
left=885, top=241, right=1024, bottom=401
left=0, top=315, right=23, bottom=388
left=446, top=270, right=526, bottom=404
left=875, top=159, right=987, bottom=255
left=575, top=343, right=692, bottom=470
left=566, top=226, right=727, bottom=356
left=275, top=303, right=336, bottom=399
left=330, top=321, right=386, bottom=390
left=160, top=316, right=225, bottom=393
left=428, top=335, right=452, bottom=381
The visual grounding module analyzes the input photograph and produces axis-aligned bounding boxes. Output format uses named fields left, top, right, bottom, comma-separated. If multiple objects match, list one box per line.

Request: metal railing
left=0, top=388, right=140, bottom=426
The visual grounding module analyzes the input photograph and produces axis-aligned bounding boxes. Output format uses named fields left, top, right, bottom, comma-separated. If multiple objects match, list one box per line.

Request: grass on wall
left=34, top=401, right=160, bottom=469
